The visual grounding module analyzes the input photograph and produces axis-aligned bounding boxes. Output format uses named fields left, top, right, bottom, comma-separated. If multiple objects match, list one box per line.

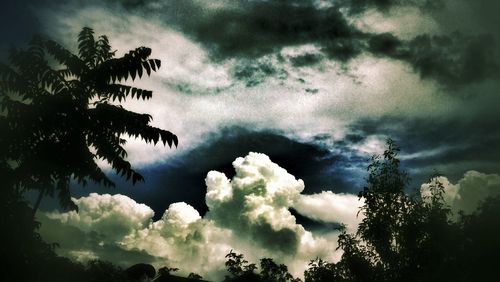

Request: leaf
left=154, top=59, right=161, bottom=70
left=137, top=62, right=143, bottom=78
left=130, top=68, right=136, bottom=81
left=149, top=59, right=157, bottom=71
left=143, top=61, right=151, bottom=76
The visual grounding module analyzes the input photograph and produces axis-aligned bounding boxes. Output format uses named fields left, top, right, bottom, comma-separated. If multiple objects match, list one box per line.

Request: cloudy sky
left=4, top=0, right=500, bottom=280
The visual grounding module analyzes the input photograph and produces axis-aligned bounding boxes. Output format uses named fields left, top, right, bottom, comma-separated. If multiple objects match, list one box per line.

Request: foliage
left=158, top=266, right=180, bottom=276
left=304, top=258, right=339, bottom=282
left=223, top=250, right=300, bottom=282
left=0, top=189, right=133, bottom=282
left=126, top=263, right=156, bottom=281
left=85, top=260, right=131, bottom=282
left=300, top=139, right=496, bottom=282
left=345, top=140, right=464, bottom=281
left=260, top=258, right=300, bottom=282
left=0, top=27, right=177, bottom=211
left=459, top=195, right=500, bottom=281
left=223, top=140, right=500, bottom=282
left=0, top=188, right=57, bottom=281
left=224, top=250, right=259, bottom=281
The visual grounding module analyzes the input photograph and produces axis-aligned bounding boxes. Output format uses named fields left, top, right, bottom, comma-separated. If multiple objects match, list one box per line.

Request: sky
left=3, top=0, right=500, bottom=280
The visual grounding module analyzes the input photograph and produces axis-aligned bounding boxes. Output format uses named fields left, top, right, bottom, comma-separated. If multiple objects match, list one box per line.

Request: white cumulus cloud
left=294, top=191, right=364, bottom=232
left=46, top=193, right=154, bottom=241
left=40, top=153, right=364, bottom=280
left=420, top=170, right=500, bottom=215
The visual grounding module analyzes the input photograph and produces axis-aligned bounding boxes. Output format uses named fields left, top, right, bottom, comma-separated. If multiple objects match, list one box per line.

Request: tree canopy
left=0, top=27, right=177, bottom=211
left=302, top=139, right=499, bottom=282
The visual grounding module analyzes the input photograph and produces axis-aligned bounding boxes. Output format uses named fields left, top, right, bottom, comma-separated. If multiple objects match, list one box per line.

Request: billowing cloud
left=39, top=194, right=161, bottom=266
left=294, top=192, right=364, bottom=232
left=420, top=170, right=500, bottom=215
left=205, top=152, right=307, bottom=255
left=45, top=193, right=154, bottom=240
left=119, top=202, right=232, bottom=279
left=40, top=153, right=361, bottom=280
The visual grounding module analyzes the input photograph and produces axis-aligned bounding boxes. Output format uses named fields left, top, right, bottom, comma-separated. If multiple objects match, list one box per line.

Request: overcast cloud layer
left=13, top=0, right=496, bottom=169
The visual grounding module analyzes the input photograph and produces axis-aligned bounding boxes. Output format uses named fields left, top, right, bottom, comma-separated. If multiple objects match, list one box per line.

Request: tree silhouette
left=0, top=27, right=177, bottom=212
left=260, top=258, right=300, bottom=282
left=459, top=195, right=500, bottom=281
left=354, top=139, right=413, bottom=281
left=304, top=258, right=338, bottom=282
left=0, top=187, right=59, bottom=281
left=223, top=251, right=300, bottom=282
left=126, top=263, right=156, bottom=281
left=187, top=273, right=204, bottom=280
left=302, top=139, right=467, bottom=282
left=224, top=250, right=259, bottom=281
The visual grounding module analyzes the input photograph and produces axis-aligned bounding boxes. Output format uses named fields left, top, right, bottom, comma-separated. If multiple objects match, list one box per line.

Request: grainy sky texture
left=3, top=0, right=500, bottom=280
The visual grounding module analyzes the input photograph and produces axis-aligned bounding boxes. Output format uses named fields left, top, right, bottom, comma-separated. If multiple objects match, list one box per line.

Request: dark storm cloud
left=344, top=0, right=400, bottom=13
left=289, top=52, right=324, bottom=67
left=368, top=33, right=500, bottom=87
left=104, top=0, right=366, bottom=60
left=23, top=0, right=499, bottom=88
left=184, top=0, right=364, bottom=61
left=232, top=57, right=288, bottom=87
left=349, top=114, right=500, bottom=186
left=429, top=0, right=500, bottom=37
left=341, top=0, right=444, bottom=14
left=403, top=0, right=500, bottom=87
left=147, top=0, right=496, bottom=87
